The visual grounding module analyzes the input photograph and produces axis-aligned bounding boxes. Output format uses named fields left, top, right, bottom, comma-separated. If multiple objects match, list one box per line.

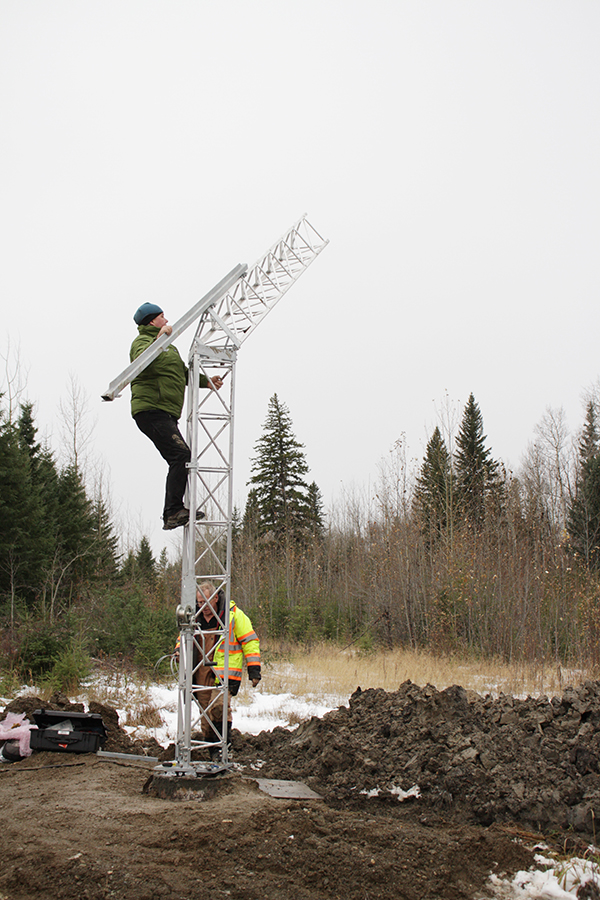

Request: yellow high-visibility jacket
left=213, top=600, right=261, bottom=689
left=175, top=600, right=261, bottom=691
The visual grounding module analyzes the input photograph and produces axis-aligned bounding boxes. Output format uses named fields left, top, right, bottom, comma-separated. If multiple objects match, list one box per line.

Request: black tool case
left=30, top=709, right=107, bottom=754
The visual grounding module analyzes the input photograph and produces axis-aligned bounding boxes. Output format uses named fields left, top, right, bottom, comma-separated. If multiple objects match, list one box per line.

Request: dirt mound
left=4, top=681, right=599, bottom=899
left=2, top=690, right=86, bottom=721
left=236, top=680, right=600, bottom=839
left=0, top=753, right=535, bottom=900
left=6, top=680, right=600, bottom=839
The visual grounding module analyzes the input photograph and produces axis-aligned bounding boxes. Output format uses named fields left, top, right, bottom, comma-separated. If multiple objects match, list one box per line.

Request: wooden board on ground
left=255, top=778, right=322, bottom=800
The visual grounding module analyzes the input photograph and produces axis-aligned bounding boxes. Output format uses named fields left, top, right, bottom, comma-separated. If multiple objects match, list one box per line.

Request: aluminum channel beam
left=100, top=264, right=247, bottom=402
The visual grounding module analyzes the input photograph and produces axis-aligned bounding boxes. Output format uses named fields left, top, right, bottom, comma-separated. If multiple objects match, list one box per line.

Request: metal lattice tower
left=102, top=215, right=328, bottom=777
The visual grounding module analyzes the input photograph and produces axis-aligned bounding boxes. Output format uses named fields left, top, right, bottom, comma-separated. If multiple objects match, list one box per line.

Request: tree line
left=0, top=396, right=180, bottom=687
left=2, top=383, right=600, bottom=690
left=232, top=392, right=600, bottom=669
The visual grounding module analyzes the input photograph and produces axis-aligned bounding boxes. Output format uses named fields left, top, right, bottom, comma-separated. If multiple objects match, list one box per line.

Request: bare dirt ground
left=3, top=681, right=599, bottom=900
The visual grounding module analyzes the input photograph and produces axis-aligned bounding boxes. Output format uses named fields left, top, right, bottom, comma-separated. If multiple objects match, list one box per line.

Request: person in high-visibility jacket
left=175, top=582, right=261, bottom=757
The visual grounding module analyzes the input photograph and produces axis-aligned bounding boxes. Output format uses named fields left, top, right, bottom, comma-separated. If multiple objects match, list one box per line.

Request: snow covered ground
left=121, top=680, right=345, bottom=746
left=486, top=852, right=600, bottom=899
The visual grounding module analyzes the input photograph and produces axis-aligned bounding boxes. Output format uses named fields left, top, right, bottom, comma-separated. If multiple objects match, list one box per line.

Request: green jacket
left=130, top=325, right=207, bottom=419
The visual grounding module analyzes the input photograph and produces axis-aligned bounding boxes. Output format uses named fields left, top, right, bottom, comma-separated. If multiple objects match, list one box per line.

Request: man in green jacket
left=130, top=302, right=223, bottom=530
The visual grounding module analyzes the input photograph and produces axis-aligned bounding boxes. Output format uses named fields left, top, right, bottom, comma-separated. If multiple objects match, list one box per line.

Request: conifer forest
left=2, top=384, right=600, bottom=690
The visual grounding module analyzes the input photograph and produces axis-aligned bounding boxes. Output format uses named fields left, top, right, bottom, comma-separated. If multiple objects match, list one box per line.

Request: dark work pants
left=134, top=410, right=191, bottom=521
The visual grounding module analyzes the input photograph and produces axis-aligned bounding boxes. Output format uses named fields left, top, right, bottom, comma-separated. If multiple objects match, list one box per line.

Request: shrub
left=42, top=642, right=91, bottom=693
left=17, top=628, right=63, bottom=678
left=133, top=608, right=178, bottom=668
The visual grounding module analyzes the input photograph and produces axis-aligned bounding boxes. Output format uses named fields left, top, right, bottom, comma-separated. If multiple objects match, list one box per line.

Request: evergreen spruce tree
left=567, top=401, right=600, bottom=568
left=231, top=505, right=242, bottom=542
left=90, top=496, right=120, bottom=581
left=577, top=400, right=599, bottom=464
left=17, top=402, right=42, bottom=463
left=242, top=488, right=260, bottom=539
left=120, top=550, right=138, bottom=582
left=454, top=393, right=501, bottom=529
left=247, top=394, right=315, bottom=545
left=158, top=547, right=169, bottom=576
left=53, top=462, right=97, bottom=595
left=17, top=401, right=60, bottom=571
left=413, top=426, right=454, bottom=536
left=0, top=402, right=48, bottom=603
left=305, top=481, right=325, bottom=537
left=230, top=505, right=243, bottom=558
left=136, top=536, right=157, bottom=584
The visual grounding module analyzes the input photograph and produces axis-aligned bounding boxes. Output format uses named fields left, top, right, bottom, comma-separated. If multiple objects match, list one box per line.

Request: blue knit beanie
left=133, top=303, right=163, bottom=326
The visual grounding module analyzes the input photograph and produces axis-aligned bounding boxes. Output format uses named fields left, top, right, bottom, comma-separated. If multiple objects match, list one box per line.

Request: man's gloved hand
left=251, top=678, right=260, bottom=688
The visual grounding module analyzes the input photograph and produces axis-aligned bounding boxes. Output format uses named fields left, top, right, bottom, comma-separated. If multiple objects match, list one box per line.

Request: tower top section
left=191, top=215, right=328, bottom=356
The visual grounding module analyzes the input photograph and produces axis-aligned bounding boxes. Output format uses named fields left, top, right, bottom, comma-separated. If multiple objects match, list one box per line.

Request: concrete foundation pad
left=143, top=768, right=241, bottom=801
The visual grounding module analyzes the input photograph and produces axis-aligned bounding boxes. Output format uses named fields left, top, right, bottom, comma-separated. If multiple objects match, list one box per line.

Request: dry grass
left=4, top=646, right=596, bottom=728
left=124, top=703, right=164, bottom=729
left=260, top=641, right=600, bottom=701
left=83, top=667, right=157, bottom=719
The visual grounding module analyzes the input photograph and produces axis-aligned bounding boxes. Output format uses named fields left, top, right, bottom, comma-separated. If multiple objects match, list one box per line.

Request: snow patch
left=359, top=784, right=420, bottom=801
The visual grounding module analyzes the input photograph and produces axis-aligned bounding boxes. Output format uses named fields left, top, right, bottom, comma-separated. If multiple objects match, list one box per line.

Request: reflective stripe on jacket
left=174, top=600, right=261, bottom=687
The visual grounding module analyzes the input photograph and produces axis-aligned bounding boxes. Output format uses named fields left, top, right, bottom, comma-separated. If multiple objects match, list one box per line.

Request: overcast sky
left=2, top=1, right=599, bottom=556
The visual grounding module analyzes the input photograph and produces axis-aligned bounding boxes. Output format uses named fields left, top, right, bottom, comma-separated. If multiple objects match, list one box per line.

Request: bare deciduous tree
left=0, top=338, right=28, bottom=423
left=58, top=373, right=96, bottom=473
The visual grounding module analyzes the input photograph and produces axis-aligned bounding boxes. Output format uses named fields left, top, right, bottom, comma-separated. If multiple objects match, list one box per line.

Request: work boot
left=207, top=722, right=230, bottom=760
left=162, top=508, right=206, bottom=530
